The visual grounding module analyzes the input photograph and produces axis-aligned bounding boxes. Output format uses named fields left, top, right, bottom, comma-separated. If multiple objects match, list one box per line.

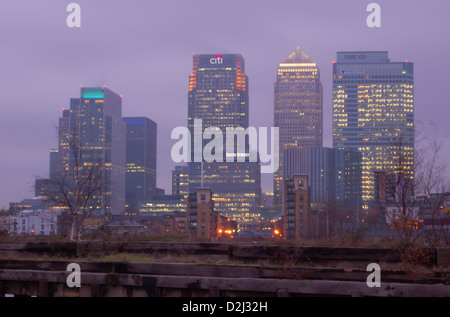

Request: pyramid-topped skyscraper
left=273, top=47, right=323, bottom=209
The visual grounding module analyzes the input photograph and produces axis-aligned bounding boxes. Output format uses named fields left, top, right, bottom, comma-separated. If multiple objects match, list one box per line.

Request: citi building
left=187, top=54, right=261, bottom=228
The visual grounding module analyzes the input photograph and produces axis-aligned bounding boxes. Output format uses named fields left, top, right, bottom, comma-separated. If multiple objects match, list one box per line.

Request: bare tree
left=381, top=130, right=450, bottom=245
left=426, top=193, right=450, bottom=245
left=0, top=209, right=13, bottom=238
left=417, top=138, right=450, bottom=245
left=383, top=136, right=417, bottom=244
left=325, top=197, right=350, bottom=236
left=37, top=128, right=108, bottom=241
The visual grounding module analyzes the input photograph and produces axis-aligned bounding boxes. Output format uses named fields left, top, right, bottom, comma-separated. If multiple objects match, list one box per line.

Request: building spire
left=283, top=46, right=313, bottom=63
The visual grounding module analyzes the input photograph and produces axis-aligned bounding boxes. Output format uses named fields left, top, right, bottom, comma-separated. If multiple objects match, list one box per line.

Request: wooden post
left=142, top=277, right=157, bottom=297
left=39, top=280, right=49, bottom=297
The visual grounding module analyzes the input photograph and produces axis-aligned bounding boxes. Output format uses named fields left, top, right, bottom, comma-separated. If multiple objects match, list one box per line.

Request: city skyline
left=1, top=1, right=450, bottom=209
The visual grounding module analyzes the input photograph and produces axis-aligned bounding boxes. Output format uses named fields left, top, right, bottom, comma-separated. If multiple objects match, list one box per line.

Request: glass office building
left=283, top=147, right=335, bottom=208
left=58, top=109, right=71, bottom=179
left=274, top=47, right=323, bottom=209
left=123, top=117, right=157, bottom=209
left=283, top=146, right=362, bottom=211
left=139, top=195, right=185, bottom=216
left=332, top=51, right=414, bottom=208
left=68, top=87, right=126, bottom=215
left=334, top=149, right=362, bottom=210
left=187, top=54, right=261, bottom=227
left=200, top=161, right=261, bottom=226
left=172, top=165, right=189, bottom=201
left=49, top=149, right=59, bottom=180
left=35, top=109, right=70, bottom=202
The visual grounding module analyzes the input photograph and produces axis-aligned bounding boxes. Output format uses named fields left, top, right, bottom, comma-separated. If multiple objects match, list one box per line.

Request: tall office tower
left=34, top=109, right=70, bottom=197
left=283, top=147, right=336, bottom=209
left=172, top=165, right=189, bottom=200
left=335, top=149, right=362, bottom=211
left=274, top=47, right=323, bottom=209
left=332, top=51, right=414, bottom=209
left=68, top=87, right=126, bottom=215
left=35, top=109, right=71, bottom=198
left=123, top=117, right=157, bottom=209
left=58, top=109, right=71, bottom=179
left=49, top=149, right=59, bottom=180
left=187, top=53, right=261, bottom=228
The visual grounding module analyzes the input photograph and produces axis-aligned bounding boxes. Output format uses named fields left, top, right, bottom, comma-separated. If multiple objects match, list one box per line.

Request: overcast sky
left=1, top=0, right=449, bottom=208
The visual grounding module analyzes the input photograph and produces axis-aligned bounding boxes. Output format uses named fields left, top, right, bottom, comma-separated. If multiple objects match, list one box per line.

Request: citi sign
left=210, top=55, right=224, bottom=64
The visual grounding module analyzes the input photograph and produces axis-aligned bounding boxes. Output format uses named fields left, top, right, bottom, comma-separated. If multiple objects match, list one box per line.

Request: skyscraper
left=283, top=147, right=335, bottom=208
left=69, top=87, right=126, bottom=215
left=49, top=149, right=59, bottom=180
left=334, top=149, right=362, bottom=210
left=187, top=53, right=261, bottom=228
left=123, top=117, right=157, bottom=209
left=57, top=109, right=70, bottom=179
left=332, top=51, right=414, bottom=208
left=274, top=47, right=323, bottom=209
left=283, top=147, right=362, bottom=211
left=34, top=109, right=70, bottom=198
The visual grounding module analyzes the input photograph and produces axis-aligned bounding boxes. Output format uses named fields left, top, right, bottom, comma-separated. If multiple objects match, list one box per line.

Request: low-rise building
left=9, top=210, right=59, bottom=236
left=283, top=175, right=325, bottom=241
left=139, top=195, right=186, bottom=216
left=187, top=188, right=217, bottom=239
left=105, top=218, right=145, bottom=235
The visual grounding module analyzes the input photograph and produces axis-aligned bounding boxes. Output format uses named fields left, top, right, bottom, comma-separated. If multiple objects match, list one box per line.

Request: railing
left=0, top=242, right=449, bottom=297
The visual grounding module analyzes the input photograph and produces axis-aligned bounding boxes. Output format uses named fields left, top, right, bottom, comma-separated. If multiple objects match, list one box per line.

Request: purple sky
left=1, top=0, right=449, bottom=208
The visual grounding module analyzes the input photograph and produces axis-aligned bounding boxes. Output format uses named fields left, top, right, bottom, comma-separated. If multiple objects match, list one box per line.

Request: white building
left=9, top=210, right=59, bottom=236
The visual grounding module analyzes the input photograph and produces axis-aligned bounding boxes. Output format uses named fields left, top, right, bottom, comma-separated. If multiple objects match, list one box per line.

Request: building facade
left=283, top=175, right=323, bottom=241
left=35, top=109, right=71, bottom=200
left=58, top=109, right=71, bottom=179
left=283, top=147, right=336, bottom=209
left=49, top=149, right=59, bottom=180
left=200, top=161, right=261, bottom=227
left=139, top=195, right=185, bottom=216
left=334, top=148, right=362, bottom=210
left=9, top=210, right=59, bottom=236
left=187, top=53, right=261, bottom=227
left=274, top=47, right=323, bottom=209
left=172, top=165, right=189, bottom=201
left=123, top=117, right=157, bottom=209
left=187, top=188, right=218, bottom=239
left=332, top=51, right=414, bottom=209
left=68, top=87, right=126, bottom=215
left=9, top=198, right=48, bottom=212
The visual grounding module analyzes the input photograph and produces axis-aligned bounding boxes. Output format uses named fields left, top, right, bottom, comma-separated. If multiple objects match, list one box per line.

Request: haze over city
left=1, top=0, right=449, bottom=209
